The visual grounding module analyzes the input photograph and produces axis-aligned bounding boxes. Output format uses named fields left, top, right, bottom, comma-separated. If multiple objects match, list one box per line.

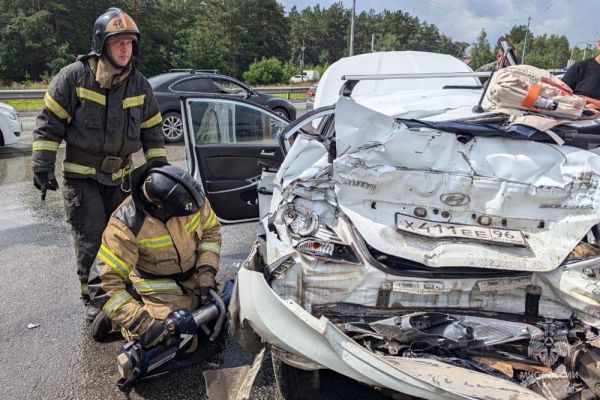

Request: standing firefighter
left=31, top=8, right=167, bottom=320
left=88, top=164, right=221, bottom=349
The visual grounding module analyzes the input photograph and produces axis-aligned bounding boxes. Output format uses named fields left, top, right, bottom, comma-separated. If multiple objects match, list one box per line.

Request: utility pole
left=300, top=40, right=306, bottom=82
left=371, top=33, right=375, bottom=52
left=522, top=14, right=531, bottom=64
left=349, top=0, right=356, bottom=56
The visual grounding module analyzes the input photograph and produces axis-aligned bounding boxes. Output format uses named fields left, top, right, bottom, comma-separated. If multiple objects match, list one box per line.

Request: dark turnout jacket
left=32, top=55, right=167, bottom=185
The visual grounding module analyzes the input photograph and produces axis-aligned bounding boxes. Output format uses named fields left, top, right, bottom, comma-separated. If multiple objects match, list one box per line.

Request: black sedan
left=149, top=70, right=297, bottom=142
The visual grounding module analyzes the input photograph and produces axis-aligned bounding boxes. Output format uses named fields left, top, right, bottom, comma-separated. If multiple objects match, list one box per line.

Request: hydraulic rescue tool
left=116, top=280, right=234, bottom=393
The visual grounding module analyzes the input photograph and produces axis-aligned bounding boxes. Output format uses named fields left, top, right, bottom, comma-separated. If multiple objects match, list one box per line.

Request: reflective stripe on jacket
left=32, top=56, right=167, bottom=184
left=88, top=197, right=221, bottom=328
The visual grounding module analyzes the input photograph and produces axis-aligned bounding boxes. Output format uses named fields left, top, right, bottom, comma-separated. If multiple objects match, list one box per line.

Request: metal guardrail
left=0, top=89, right=46, bottom=100
left=0, top=87, right=311, bottom=100
left=254, top=86, right=310, bottom=99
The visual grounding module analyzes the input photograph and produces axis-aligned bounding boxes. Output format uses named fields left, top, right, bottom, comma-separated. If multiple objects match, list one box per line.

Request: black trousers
left=63, top=178, right=128, bottom=296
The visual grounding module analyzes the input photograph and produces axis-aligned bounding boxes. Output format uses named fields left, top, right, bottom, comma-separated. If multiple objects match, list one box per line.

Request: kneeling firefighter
left=88, top=163, right=221, bottom=352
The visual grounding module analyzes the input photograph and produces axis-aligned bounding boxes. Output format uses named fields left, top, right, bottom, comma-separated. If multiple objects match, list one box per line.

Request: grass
left=272, top=92, right=307, bottom=100
left=0, top=81, right=48, bottom=90
left=3, top=99, right=44, bottom=110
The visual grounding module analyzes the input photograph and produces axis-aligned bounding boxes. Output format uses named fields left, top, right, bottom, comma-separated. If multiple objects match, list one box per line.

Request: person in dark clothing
left=562, top=56, right=600, bottom=100
left=31, top=8, right=167, bottom=321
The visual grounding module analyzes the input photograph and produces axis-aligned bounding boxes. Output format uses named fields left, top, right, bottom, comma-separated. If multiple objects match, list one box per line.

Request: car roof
left=148, top=72, right=248, bottom=89
left=315, top=51, right=480, bottom=109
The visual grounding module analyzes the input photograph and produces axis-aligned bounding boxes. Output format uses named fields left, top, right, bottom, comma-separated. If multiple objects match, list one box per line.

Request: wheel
left=272, top=107, right=290, bottom=120
left=161, top=111, right=184, bottom=143
left=272, top=355, right=321, bottom=400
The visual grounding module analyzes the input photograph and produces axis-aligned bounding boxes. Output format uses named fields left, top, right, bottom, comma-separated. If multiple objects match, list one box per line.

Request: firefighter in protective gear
left=31, top=8, right=167, bottom=321
left=88, top=163, right=221, bottom=349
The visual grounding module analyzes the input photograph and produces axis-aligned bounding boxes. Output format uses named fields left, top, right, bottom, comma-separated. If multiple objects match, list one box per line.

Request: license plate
left=395, top=214, right=527, bottom=247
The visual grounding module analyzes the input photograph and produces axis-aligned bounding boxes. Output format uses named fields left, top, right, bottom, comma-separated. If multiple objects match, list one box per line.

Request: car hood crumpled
left=333, top=97, right=600, bottom=272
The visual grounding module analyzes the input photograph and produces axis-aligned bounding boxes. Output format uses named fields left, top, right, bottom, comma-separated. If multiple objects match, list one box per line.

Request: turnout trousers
left=63, top=177, right=128, bottom=297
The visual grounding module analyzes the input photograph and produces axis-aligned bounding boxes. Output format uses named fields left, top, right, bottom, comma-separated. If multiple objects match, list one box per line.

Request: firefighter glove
left=139, top=317, right=168, bottom=348
left=33, top=171, right=59, bottom=200
left=197, top=265, right=217, bottom=305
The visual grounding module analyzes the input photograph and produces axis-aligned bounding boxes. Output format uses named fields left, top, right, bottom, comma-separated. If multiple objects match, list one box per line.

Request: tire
left=161, top=111, right=184, bottom=143
left=272, top=355, right=321, bottom=400
left=272, top=107, right=290, bottom=120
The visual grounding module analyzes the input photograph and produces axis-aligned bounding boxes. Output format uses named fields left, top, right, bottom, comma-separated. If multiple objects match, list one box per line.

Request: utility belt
left=65, top=146, right=132, bottom=175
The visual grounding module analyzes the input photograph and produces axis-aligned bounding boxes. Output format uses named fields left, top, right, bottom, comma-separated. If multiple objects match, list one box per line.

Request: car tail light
left=307, top=88, right=315, bottom=98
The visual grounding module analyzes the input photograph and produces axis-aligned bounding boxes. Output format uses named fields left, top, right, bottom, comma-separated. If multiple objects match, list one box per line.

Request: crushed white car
left=182, top=52, right=600, bottom=400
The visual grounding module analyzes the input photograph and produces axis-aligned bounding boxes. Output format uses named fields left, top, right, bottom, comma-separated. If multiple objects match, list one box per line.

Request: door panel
left=182, top=96, right=288, bottom=223
left=193, top=145, right=283, bottom=221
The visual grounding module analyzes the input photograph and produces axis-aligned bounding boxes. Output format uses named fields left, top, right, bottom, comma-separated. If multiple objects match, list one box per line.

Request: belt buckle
left=100, top=156, right=123, bottom=174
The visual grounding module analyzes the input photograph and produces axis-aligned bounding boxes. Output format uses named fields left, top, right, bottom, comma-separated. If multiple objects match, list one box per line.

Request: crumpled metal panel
left=333, top=97, right=600, bottom=272
left=204, top=348, right=266, bottom=400
left=237, top=265, right=544, bottom=400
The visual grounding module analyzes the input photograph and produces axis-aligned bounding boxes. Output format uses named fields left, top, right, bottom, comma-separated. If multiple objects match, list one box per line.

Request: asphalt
left=0, top=133, right=281, bottom=399
left=0, top=104, right=389, bottom=400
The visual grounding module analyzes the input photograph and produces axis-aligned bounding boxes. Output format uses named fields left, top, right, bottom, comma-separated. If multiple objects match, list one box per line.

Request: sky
left=280, top=0, right=600, bottom=49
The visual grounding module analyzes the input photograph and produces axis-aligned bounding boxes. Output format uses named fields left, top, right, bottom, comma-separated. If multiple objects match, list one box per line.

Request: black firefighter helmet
left=141, top=165, right=205, bottom=221
left=91, top=8, right=140, bottom=61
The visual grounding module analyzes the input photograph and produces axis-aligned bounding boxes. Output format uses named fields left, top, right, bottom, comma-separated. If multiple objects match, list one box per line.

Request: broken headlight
left=296, top=239, right=360, bottom=264
left=279, top=204, right=360, bottom=264
left=280, top=204, right=319, bottom=236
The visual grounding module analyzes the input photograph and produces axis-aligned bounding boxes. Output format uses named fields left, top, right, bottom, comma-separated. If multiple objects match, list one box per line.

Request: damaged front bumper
left=235, top=245, right=545, bottom=400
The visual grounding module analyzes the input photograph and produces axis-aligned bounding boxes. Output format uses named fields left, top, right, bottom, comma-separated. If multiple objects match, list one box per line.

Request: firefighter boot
left=91, top=311, right=120, bottom=341
left=82, top=295, right=101, bottom=321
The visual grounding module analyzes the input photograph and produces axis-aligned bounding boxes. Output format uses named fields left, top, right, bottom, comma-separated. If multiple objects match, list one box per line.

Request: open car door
left=181, top=95, right=289, bottom=223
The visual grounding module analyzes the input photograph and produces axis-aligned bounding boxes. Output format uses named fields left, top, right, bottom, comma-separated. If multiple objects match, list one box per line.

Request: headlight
left=280, top=204, right=319, bottom=236
left=278, top=204, right=360, bottom=264
left=0, top=109, right=18, bottom=121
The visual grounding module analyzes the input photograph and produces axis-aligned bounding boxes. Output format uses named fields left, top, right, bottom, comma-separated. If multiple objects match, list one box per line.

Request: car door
left=181, top=95, right=289, bottom=223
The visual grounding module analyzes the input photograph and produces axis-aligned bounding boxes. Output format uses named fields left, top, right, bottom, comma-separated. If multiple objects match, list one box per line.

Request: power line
left=419, top=0, right=522, bottom=24
left=417, top=0, right=590, bottom=43
left=530, top=18, right=590, bottom=37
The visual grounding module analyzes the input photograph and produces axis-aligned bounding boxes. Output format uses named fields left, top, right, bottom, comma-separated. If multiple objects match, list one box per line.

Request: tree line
left=468, top=25, right=597, bottom=71
left=0, top=0, right=594, bottom=85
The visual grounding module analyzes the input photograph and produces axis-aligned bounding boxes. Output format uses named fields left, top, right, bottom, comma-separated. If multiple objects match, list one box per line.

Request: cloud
left=279, top=0, right=599, bottom=47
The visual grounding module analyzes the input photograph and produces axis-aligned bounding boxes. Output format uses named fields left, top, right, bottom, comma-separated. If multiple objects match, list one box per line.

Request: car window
left=212, top=78, right=248, bottom=96
left=279, top=107, right=335, bottom=153
left=188, top=100, right=286, bottom=145
left=171, top=78, right=211, bottom=92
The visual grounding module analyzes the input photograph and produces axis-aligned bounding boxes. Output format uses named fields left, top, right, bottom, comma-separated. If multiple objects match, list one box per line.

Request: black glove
left=197, top=265, right=217, bottom=305
left=139, top=318, right=168, bottom=348
left=33, top=171, right=59, bottom=200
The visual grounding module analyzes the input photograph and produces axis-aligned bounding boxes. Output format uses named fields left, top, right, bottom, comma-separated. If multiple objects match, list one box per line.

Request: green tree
left=469, top=29, right=495, bottom=69
left=243, top=57, right=284, bottom=85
